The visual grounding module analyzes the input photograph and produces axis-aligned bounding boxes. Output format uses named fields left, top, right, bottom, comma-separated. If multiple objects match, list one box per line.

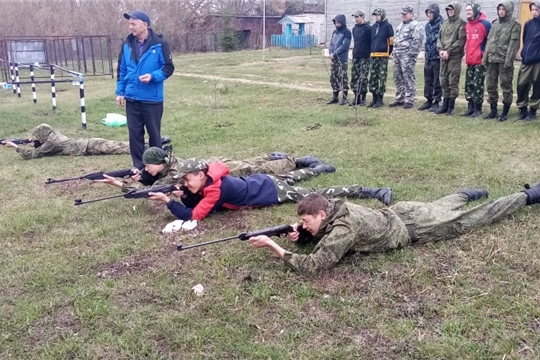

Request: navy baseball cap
left=123, top=10, right=150, bottom=25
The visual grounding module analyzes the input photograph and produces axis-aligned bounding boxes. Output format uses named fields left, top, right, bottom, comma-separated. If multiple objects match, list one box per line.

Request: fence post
left=15, top=63, right=21, bottom=98
left=50, top=65, right=57, bottom=110
left=10, top=63, right=16, bottom=94
left=79, top=79, right=86, bottom=130
left=30, top=64, right=37, bottom=103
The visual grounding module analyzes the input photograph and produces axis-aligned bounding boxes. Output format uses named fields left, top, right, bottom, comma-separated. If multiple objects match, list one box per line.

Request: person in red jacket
left=462, top=2, right=491, bottom=117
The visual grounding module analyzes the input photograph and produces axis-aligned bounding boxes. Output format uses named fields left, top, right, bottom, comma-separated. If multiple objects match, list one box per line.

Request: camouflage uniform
left=330, top=60, right=350, bottom=93
left=15, top=124, right=130, bottom=160
left=464, top=65, right=487, bottom=104
left=350, top=59, right=370, bottom=96
left=392, top=8, right=423, bottom=106
left=483, top=1, right=521, bottom=112
left=283, top=192, right=528, bottom=273
left=368, top=58, right=389, bottom=97
left=369, top=8, right=394, bottom=105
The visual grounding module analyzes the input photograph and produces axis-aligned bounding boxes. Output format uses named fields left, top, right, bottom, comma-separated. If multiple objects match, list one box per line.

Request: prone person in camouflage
left=2, top=124, right=132, bottom=160
left=435, top=2, right=466, bottom=116
left=389, top=5, right=423, bottom=109
left=482, top=1, right=521, bottom=121
left=97, top=147, right=337, bottom=193
left=148, top=158, right=393, bottom=222
left=248, top=183, right=540, bottom=274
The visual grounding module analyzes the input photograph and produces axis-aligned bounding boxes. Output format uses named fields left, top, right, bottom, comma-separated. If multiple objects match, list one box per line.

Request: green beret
left=178, top=158, right=208, bottom=177
left=143, top=147, right=168, bottom=165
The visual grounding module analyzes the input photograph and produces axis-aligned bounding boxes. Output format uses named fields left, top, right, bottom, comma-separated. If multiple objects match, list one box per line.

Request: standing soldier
left=419, top=4, right=444, bottom=112
left=483, top=1, right=521, bottom=121
left=389, top=6, right=423, bottom=109
left=435, top=2, right=466, bottom=116
left=350, top=10, right=371, bottom=106
left=516, top=1, right=540, bottom=121
left=367, top=8, right=394, bottom=108
left=462, top=2, right=491, bottom=118
left=327, top=14, right=352, bottom=105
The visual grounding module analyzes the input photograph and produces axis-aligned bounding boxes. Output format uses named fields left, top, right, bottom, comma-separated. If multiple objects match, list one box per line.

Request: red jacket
left=465, top=12, right=491, bottom=66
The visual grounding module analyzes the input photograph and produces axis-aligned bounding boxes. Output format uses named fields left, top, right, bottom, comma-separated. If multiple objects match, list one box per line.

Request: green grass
left=1, top=48, right=539, bottom=359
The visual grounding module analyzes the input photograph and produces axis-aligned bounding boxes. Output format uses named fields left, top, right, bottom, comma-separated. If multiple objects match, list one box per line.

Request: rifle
left=176, top=224, right=294, bottom=251
left=46, top=168, right=135, bottom=184
left=74, top=183, right=178, bottom=205
left=0, top=138, right=32, bottom=145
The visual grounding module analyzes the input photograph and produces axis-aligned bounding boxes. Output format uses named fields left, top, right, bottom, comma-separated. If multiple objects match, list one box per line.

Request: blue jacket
left=424, top=4, right=444, bottom=60
left=329, top=14, right=352, bottom=63
left=521, top=17, right=540, bottom=65
left=167, top=163, right=279, bottom=221
left=116, top=29, right=175, bottom=103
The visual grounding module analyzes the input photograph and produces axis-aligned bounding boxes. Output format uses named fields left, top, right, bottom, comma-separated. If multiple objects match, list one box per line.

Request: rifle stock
left=177, top=224, right=294, bottom=251
left=46, top=168, right=135, bottom=184
left=75, top=183, right=178, bottom=205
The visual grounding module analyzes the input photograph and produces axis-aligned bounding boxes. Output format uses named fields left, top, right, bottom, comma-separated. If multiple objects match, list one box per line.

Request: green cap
left=178, top=158, right=208, bottom=177
left=143, top=147, right=168, bottom=165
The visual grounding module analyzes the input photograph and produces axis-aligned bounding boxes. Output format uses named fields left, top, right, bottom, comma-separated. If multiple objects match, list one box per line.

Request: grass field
left=1, top=48, right=539, bottom=359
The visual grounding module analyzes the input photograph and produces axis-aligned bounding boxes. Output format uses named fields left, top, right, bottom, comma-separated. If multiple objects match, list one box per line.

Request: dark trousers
left=516, top=63, right=540, bottom=109
left=424, top=59, right=442, bottom=102
left=126, top=100, right=163, bottom=169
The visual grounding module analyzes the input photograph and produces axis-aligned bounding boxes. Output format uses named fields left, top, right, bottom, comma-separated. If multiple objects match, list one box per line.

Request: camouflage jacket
left=283, top=199, right=410, bottom=274
left=437, top=1, right=466, bottom=59
left=483, top=0, right=521, bottom=67
left=394, top=19, right=423, bottom=57
left=121, top=156, right=183, bottom=192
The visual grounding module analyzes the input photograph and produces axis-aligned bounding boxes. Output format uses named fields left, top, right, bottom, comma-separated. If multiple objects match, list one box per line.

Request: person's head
left=124, top=10, right=150, bottom=38
left=401, top=5, right=414, bottom=22
left=498, top=4, right=506, bottom=18
left=297, top=193, right=329, bottom=235
left=178, top=158, right=209, bottom=194
left=531, top=2, right=540, bottom=18
left=372, top=8, right=386, bottom=22
left=466, top=2, right=481, bottom=20
left=352, top=10, right=365, bottom=24
left=142, top=147, right=168, bottom=175
left=425, top=3, right=440, bottom=21
left=445, top=4, right=455, bottom=18
left=31, top=123, right=53, bottom=146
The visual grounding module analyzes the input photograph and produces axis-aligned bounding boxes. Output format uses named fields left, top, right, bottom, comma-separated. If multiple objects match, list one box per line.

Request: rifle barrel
left=46, top=176, right=83, bottom=184
left=74, top=193, right=127, bottom=205
left=177, top=235, right=239, bottom=251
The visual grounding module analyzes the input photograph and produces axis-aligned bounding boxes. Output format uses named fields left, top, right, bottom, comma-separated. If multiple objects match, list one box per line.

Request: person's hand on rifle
left=2, top=141, right=19, bottom=148
left=248, top=235, right=287, bottom=258
left=287, top=223, right=301, bottom=242
left=130, top=168, right=142, bottom=182
left=94, top=174, right=123, bottom=188
left=148, top=192, right=172, bottom=204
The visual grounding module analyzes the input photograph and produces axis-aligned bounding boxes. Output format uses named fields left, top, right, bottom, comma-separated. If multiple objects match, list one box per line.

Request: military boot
left=339, top=91, right=349, bottom=105
left=523, top=182, right=540, bottom=205
left=359, top=93, right=367, bottom=106
left=269, top=151, right=289, bottom=160
left=497, top=103, right=510, bottom=122
left=459, top=189, right=489, bottom=202
left=161, top=136, right=171, bottom=145
left=435, top=98, right=449, bottom=115
left=389, top=100, right=404, bottom=107
left=446, top=98, right=456, bottom=116
left=359, top=187, right=392, bottom=206
left=372, top=94, right=384, bottom=108
left=350, top=92, right=359, bottom=106
left=310, top=163, right=336, bottom=174
left=418, top=100, right=433, bottom=111
left=327, top=91, right=339, bottom=104
left=461, top=99, right=474, bottom=117
left=470, top=102, right=483, bottom=118
left=162, top=144, right=173, bottom=152
left=517, top=107, right=529, bottom=120
left=429, top=101, right=440, bottom=113
left=485, top=103, right=498, bottom=119
left=295, top=155, right=322, bottom=168
left=528, top=108, right=537, bottom=120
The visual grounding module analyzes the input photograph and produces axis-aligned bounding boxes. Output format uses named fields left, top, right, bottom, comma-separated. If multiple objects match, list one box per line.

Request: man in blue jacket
left=327, top=14, right=352, bottom=105
left=516, top=1, right=540, bottom=121
left=116, top=10, right=175, bottom=170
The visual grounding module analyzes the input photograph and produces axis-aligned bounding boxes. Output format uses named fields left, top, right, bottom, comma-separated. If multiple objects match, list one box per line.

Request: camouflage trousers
left=350, top=58, right=370, bottom=95
left=209, top=155, right=297, bottom=177
left=85, top=139, right=130, bottom=155
left=486, top=62, right=515, bottom=105
left=330, top=59, right=349, bottom=92
left=516, top=63, right=540, bottom=109
left=391, top=192, right=526, bottom=245
left=393, top=54, right=417, bottom=104
left=464, top=64, right=486, bottom=104
left=369, top=57, right=389, bottom=96
left=270, top=176, right=365, bottom=203
left=440, top=58, right=462, bottom=99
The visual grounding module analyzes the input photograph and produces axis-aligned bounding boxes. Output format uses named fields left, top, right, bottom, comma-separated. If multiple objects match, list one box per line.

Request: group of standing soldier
left=327, top=1, right=540, bottom=122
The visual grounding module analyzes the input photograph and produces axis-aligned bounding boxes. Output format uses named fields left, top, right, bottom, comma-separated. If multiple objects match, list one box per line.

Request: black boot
left=485, top=103, right=498, bottom=119
left=461, top=99, right=474, bottom=117
left=161, top=136, right=171, bottom=145
left=310, top=163, right=336, bottom=174
left=295, top=155, right=322, bottom=168
left=470, top=102, right=483, bottom=118
left=418, top=100, right=433, bottom=111
left=523, top=182, right=540, bottom=205
left=359, top=93, right=367, bottom=106
left=339, top=91, right=349, bottom=105
left=359, top=187, right=392, bottom=206
left=367, top=94, right=377, bottom=107
left=429, top=101, right=440, bottom=113
left=327, top=91, right=339, bottom=105
left=350, top=92, right=359, bottom=106
left=389, top=100, right=404, bottom=107
left=162, top=144, right=173, bottom=152
left=528, top=108, right=537, bottom=120
left=269, top=151, right=288, bottom=160
left=497, top=103, right=510, bottom=122
left=373, top=94, right=384, bottom=108
left=446, top=98, right=456, bottom=116
left=459, top=189, right=489, bottom=202
left=517, top=107, right=529, bottom=120
left=435, top=98, right=449, bottom=115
